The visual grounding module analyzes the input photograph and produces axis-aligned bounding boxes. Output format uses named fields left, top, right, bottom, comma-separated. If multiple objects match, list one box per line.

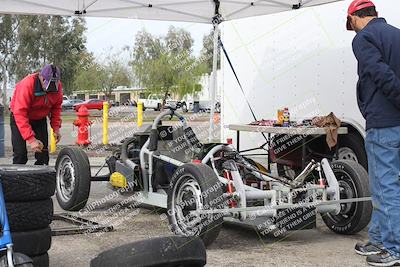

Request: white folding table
left=228, top=124, right=348, bottom=168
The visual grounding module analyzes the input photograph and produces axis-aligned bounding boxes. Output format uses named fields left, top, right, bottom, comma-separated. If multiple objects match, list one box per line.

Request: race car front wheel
left=321, top=160, right=372, bottom=234
left=167, top=163, right=224, bottom=247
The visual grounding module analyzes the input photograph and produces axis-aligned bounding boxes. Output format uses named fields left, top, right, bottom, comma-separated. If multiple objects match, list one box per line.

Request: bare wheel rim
left=56, top=155, right=76, bottom=203
left=338, top=147, right=358, bottom=162
left=171, top=174, right=204, bottom=236
left=325, top=168, right=358, bottom=226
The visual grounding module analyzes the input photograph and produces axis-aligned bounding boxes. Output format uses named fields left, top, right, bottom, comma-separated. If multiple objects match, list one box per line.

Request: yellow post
left=50, top=128, right=56, bottom=154
left=137, top=102, right=143, bottom=127
left=103, top=101, right=109, bottom=145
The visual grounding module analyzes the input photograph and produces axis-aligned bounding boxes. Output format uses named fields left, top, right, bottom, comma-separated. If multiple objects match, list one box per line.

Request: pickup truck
left=180, top=96, right=221, bottom=113
left=139, top=94, right=178, bottom=111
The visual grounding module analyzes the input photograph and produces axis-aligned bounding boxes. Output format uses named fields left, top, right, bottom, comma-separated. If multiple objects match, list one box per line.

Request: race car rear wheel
left=167, top=163, right=224, bottom=247
left=321, top=160, right=372, bottom=234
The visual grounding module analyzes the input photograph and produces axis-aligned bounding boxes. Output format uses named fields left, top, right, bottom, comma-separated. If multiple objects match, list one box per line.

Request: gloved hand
left=54, top=130, right=62, bottom=144
left=30, top=139, right=44, bottom=152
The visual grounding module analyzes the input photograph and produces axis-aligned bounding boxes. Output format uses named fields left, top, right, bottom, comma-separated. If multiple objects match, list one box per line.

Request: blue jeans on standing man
left=365, top=126, right=400, bottom=257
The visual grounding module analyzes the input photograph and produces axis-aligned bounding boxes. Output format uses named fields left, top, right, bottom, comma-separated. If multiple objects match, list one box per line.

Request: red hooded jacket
left=10, top=73, right=63, bottom=143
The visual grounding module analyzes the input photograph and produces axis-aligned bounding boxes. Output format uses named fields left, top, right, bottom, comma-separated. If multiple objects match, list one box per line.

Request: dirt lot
left=1, top=110, right=371, bottom=267
left=49, top=179, right=370, bottom=267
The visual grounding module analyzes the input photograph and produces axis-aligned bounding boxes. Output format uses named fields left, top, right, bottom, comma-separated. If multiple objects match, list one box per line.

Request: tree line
left=0, top=14, right=218, bottom=109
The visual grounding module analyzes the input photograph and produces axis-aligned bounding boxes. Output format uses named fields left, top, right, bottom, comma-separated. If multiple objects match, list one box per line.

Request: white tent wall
left=220, top=0, right=400, bottom=150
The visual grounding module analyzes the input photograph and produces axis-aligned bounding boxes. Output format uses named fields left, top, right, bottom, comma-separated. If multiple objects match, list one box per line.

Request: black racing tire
left=31, top=253, right=49, bottom=267
left=12, top=227, right=51, bottom=257
left=321, top=160, right=372, bottom=235
left=337, top=132, right=368, bottom=170
left=55, top=147, right=91, bottom=211
left=6, top=199, right=53, bottom=231
left=90, top=236, right=206, bottom=267
left=167, top=163, right=224, bottom=247
left=0, top=253, right=34, bottom=267
left=0, top=165, right=56, bottom=202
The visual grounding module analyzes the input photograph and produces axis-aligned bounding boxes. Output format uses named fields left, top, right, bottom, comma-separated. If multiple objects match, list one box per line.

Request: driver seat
left=152, top=125, right=201, bottom=163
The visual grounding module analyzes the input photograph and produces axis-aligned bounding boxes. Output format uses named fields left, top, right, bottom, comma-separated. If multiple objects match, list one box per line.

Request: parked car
left=180, top=97, right=221, bottom=113
left=139, top=94, right=179, bottom=111
left=73, top=99, right=108, bottom=111
left=62, top=99, right=83, bottom=111
left=123, top=99, right=137, bottom=106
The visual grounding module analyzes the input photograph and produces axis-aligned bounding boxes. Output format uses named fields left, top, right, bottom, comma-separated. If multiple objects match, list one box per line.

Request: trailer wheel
left=321, top=160, right=372, bottom=234
left=55, top=147, right=91, bottom=211
left=167, top=163, right=224, bottom=247
left=337, top=133, right=368, bottom=170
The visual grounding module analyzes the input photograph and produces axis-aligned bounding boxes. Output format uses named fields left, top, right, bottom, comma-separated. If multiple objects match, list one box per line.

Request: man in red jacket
left=10, top=64, right=63, bottom=165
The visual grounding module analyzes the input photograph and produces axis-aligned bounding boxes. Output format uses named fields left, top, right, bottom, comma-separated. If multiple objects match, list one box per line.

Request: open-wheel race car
left=55, top=108, right=372, bottom=246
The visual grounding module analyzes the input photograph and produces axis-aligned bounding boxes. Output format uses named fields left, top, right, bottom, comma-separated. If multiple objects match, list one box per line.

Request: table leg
left=334, top=139, right=340, bottom=160
left=236, top=130, right=240, bottom=151
left=302, top=137, right=306, bottom=169
left=267, top=133, right=271, bottom=169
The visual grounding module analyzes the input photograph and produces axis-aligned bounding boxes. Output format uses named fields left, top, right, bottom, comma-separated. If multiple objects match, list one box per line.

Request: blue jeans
left=365, top=126, right=400, bottom=257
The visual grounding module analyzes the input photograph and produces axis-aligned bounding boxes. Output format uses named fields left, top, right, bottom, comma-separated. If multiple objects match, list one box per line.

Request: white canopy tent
left=0, top=0, right=343, bottom=140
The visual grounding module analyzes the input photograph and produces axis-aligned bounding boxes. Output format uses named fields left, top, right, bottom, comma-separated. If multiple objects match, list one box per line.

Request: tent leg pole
left=209, top=24, right=219, bottom=142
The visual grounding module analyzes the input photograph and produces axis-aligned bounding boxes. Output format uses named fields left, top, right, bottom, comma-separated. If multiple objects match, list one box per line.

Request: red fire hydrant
left=73, top=106, right=92, bottom=146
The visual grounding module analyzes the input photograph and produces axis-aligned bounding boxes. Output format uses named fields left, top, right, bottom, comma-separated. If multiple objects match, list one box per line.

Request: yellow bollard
left=50, top=128, right=56, bottom=154
left=137, top=102, right=143, bottom=127
left=103, top=101, right=109, bottom=145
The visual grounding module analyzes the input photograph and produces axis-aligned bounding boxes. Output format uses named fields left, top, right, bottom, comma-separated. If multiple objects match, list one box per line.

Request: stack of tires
left=0, top=165, right=56, bottom=267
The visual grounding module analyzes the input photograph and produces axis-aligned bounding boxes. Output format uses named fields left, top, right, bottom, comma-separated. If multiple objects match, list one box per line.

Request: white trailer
left=220, top=0, right=399, bottom=171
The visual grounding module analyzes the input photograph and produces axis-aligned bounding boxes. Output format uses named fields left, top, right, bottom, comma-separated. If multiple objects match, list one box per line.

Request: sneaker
left=355, top=242, right=384, bottom=256
left=367, top=250, right=400, bottom=266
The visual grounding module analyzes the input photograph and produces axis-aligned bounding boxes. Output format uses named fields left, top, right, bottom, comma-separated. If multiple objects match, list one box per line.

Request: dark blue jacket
left=352, top=18, right=400, bottom=130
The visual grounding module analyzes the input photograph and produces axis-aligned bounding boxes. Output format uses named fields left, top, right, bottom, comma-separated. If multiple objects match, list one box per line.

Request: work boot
left=355, top=242, right=384, bottom=256
left=366, top=250, right=400, bottom=266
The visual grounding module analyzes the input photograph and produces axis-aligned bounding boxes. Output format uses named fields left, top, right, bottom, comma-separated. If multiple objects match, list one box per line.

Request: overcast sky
left=85, top=17, right=212, bottom=58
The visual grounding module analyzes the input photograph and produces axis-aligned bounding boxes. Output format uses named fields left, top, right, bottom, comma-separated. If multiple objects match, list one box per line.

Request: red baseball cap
left=347, top=0, right=376, bottom=30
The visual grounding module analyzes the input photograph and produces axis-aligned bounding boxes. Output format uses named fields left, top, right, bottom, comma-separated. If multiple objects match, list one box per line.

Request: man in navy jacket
left=348, top=1, right=400, bottom=266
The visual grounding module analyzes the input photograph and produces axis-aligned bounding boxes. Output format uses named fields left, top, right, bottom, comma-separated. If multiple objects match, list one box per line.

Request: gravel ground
left=0, top=157, right=371, bottom=267
left=0, top=109, right=372, bottom=267
left=49, top=181, right=370, bottom=267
